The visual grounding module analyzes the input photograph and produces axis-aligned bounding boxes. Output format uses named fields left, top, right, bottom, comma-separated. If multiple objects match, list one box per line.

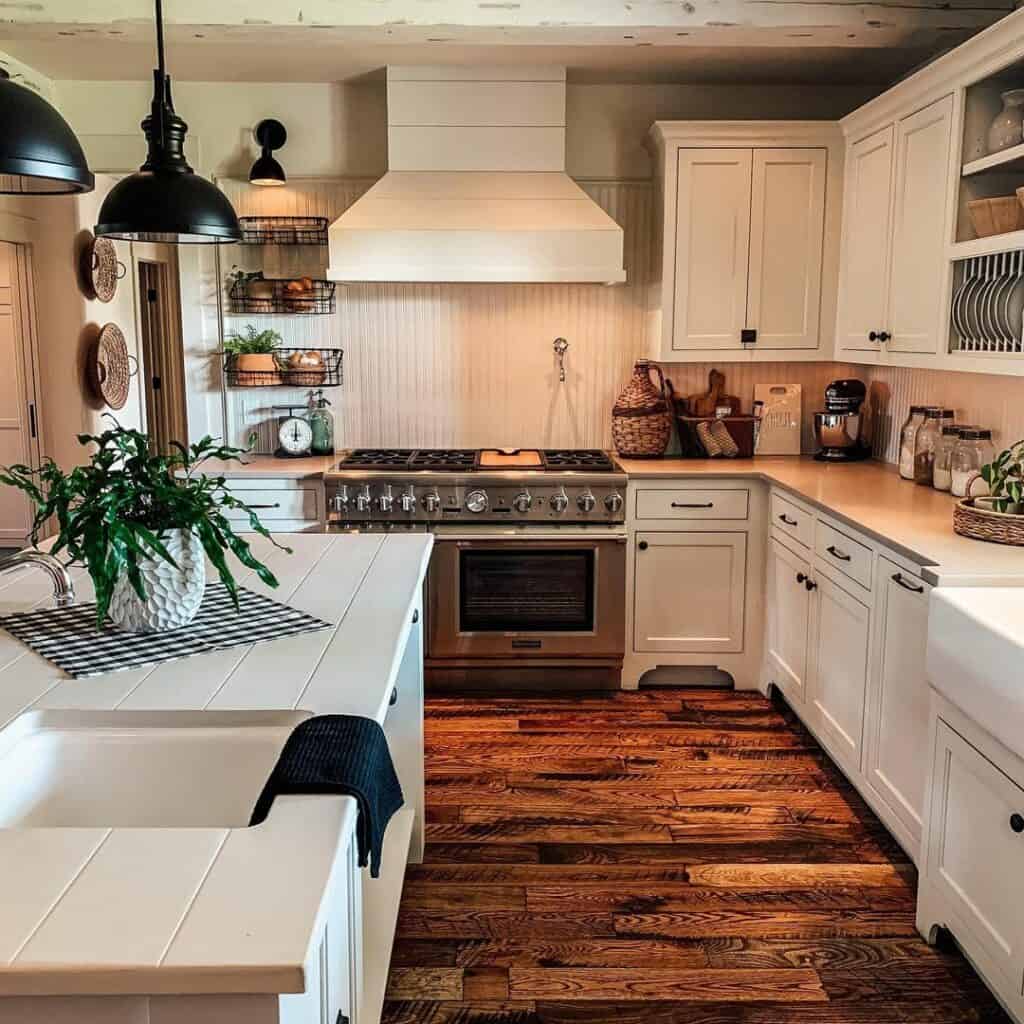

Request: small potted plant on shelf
left=0, top=421, right=291, bottom=633
left=224, top=324, right=283, bottom=385
left=980, top=439, right=1024, bottom=515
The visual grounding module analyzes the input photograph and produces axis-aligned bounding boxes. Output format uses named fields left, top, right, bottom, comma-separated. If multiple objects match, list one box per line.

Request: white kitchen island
left=0, top=532, right=432, bottom=1024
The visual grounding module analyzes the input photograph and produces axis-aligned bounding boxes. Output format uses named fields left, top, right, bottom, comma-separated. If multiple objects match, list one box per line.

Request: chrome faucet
left=0, top=550, right=75, bottom=607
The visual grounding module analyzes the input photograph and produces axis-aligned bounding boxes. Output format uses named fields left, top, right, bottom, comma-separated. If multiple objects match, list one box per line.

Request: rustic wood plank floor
left=382, top=688, right=1010, bottom=1024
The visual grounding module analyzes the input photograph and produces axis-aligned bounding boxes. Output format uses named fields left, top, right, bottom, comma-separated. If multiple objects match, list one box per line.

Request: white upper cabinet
left=837, top=125, right=895, bottom=353
left=648, top=123, right=843, bottom=363
left=748, top=149, right=827, bottom=350
left=672, top=149, right=752, bottom=351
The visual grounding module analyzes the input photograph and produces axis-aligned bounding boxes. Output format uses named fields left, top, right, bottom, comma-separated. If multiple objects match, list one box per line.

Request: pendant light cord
left=155, top=0, right=166, bottom=76
left=154, top=0, right=166, bottom=150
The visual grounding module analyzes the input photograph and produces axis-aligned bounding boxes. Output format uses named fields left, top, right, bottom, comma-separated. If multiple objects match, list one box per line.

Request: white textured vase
left=108, top=528, right=206, bottom=633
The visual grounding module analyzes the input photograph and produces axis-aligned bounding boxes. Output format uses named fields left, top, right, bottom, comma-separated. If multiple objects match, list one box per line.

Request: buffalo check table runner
left=0, top=584, right=332, bottom=679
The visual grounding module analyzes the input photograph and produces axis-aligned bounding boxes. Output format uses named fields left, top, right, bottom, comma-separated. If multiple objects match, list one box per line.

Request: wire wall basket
left=228, top=277, right=336, bottom=315
left=238, top=216, right=328, bottom=246
left=951, top=251, right=1024, bottom=354
left=225, top=347, right=343, bottom=388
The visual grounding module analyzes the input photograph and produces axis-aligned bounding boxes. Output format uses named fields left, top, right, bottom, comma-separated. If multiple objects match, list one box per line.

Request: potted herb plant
left=224, top=324, right=283, bottom=385
left=979, top=438, right=1024, bottom=515
left=0, top=422, right=290, bottom=633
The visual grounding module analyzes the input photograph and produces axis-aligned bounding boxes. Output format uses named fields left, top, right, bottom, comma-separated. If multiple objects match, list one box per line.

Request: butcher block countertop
left=0, top=532, right=432, bottom=997
left=616, top=456, right=1024, bottom=585
left=187, top=455, right=336, bottom=479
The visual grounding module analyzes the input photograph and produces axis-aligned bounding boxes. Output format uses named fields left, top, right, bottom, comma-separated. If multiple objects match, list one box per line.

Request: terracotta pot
left=234, top=352, right=281, bottom=385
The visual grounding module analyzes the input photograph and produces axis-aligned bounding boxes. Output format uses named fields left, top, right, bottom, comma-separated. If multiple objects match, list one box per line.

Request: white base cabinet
left=765, top=535, right=812, bottom=707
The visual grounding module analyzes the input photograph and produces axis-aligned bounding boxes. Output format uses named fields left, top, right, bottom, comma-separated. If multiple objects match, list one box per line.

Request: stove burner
left=543, top=449, right=615, bottom=471
left=409, top=449, right=478, bottom=472
left=339, top=449, right=415, bottom=468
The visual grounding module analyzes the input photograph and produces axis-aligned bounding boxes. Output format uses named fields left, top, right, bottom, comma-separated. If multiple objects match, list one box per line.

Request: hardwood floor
left=383, top=688, right=1010, bottom=1024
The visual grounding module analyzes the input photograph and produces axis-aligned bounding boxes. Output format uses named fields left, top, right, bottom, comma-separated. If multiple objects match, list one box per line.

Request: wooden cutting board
left=479, top=449, right=544, bottom=468
left=686, top=369, right=742, bottom=417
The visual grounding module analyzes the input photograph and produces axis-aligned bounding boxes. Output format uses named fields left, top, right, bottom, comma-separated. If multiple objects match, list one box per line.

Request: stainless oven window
left=458, top=548, right=595, bottom=633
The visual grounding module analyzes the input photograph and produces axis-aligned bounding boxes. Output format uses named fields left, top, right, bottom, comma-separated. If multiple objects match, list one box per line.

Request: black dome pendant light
left=249, top=119, right=287, bottom=186
left=95, top=0, right=240, bottom=243
left=0, top=69, right=94, bottom=195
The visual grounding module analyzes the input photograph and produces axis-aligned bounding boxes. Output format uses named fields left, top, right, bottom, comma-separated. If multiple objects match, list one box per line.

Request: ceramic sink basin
left=927, top=587, right=1024, bottom=762
left=0, top=709, right=308, bottom=828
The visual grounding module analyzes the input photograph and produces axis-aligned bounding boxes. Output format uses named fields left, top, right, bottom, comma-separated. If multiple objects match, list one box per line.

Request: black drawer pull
left=1011, top=814, right=1024, bottom=834
left=412, top=609, right=419, bottom=624
left=778, top=514, right=798, bottom=526
left=672, top=501, right=714, bottom=509
left=826, top=544, right=851, bottom=562
left=638, top=540, right=649, bottom=551
left=892, top=572, right=925, bottom=594
left=389, top=686, right=398, bottom=707
left=245, top=502, right=281, bottom=510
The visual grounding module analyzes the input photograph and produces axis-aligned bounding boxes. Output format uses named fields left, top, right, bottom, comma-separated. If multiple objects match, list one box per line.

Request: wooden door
left=887, top=96, right=954, bottom=355
left=865, top=559, right=932, bottom=855
left=671, top=148, right=752, bottom=351
left=633, top=531, right=746, bottom=653
left=765, top=537, right=811, bottom=706
left=837, top=125, right=895, bottom=353
left=747, top=148, right=826, bottom=350
left=926, top=720, right=1024, bottom=986
left=807, top=571, right=871, bottom=773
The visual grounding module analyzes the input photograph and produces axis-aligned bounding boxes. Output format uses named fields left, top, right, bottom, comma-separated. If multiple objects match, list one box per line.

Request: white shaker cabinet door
left=837, top=125, right=895, bottom=353
left=765, top=537, right=812, bottom=706
left=888, top=96, right=954, bottom=355
left=747, top=149, right=826, bottom=350
left=671, top=148, right=753, bottom=352
left=807, top=572, right=871, bottom=775
left=865, top=560, right=932, bottom=856
left=633, top=531, right=747, bottom=654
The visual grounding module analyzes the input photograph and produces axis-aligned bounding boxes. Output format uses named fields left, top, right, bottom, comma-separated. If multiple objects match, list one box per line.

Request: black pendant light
left=95, top=0, right=240, bottom=243
left=0, top=69, right=94, bottom=195
left=249, top=119, right=287, bottom=187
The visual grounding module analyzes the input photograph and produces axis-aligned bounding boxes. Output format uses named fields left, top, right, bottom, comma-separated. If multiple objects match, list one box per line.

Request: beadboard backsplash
left=205, top=178, right=1022, bottom=462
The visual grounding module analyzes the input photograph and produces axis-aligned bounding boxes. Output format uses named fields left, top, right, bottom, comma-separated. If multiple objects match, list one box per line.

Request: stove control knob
left=355, top=485, right=372, bottom=513
left=550, top=487, right=569, bottom=514
left=512, top=490, right=532, bottom=514
left=577, top=489, right=596, bottom=513
left=399, top=485, right=416, bottom=513
left=331, top=486, right=350, bottom=513
left=377, top=484, right=394, bottom=513
left=422, top=490, right=441, bottom=514
left=604, top=491, right=624, bottom=514
left=465, top=489, right=489, bottom=514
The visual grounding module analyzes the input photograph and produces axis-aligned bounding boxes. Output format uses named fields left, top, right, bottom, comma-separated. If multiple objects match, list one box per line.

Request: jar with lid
left=933, top=424, right=962, bottom=492
left=951, top=428, right=995, bottom=498
left=899, top=406, right=926, bottom=480
left=913, top=407, right=944, bottom=486
left=307, top=389, right=335, bottom=455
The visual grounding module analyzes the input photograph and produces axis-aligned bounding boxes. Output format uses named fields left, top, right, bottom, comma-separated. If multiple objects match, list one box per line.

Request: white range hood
left=327, top=66, right=626, bottom=284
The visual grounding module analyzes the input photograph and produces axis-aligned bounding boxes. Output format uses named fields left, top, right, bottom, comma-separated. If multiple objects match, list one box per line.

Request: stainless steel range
left=325, top=449, right=627, bottom=690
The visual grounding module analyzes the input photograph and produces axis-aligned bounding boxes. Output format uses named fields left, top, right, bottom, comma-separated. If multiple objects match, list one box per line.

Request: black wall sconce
left=249, top=119, right=287, bottom=186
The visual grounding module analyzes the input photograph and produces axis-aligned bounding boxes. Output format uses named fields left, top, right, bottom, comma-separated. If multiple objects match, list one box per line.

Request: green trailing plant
left=223, top=324, right=282, bottom=356
left=981, top=438, right=1024, bottom=513
left=0, top=421, right=291, bottom=627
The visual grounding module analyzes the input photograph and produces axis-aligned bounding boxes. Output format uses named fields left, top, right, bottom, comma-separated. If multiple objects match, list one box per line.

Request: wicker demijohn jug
left=612, top=360, right=672, bottom=458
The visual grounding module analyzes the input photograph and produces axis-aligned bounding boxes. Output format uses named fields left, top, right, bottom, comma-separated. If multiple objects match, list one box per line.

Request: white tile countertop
left=0, top=532, right=433, bottom=998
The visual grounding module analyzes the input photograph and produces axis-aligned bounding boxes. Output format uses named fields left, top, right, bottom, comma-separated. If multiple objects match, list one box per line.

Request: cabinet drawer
left=222, top=485, right=320, bottom=523
left=634, top=488, right=749, bottom=521
left=815, top=520, right=872, bottom=590
left=770, top=492, right=813, bottom=548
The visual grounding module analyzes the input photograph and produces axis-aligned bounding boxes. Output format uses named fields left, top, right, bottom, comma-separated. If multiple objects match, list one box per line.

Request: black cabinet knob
left=805, top=578, right=818, bottom=592
left=796, top=572, right=807, bottom=584
left=638, top=540, right=648, bottom=551
left=869, top=331, right=880, bottom=341
left=1011, top=813, right=1024, bottom=834
left=878, top=331, right=891, bottom=342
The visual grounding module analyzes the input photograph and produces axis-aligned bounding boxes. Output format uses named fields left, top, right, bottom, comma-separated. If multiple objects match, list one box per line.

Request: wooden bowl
left=968, top=197, right=1024, bottom=238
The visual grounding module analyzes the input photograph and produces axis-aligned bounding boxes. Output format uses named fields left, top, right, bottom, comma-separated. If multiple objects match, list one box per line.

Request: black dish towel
left=249, top=715, right=404, bottom=878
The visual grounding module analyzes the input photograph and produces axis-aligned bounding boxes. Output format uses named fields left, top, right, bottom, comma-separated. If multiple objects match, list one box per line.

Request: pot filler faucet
left=0, top=550, right=75, bottom=607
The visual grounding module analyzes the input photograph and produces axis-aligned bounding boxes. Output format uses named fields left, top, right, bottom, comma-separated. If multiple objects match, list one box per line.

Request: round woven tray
left=89, top=323, right=134, bottom=410
left=82, top=236, right=125, bottom=303
left=953, top=499, right=1024, bottom=546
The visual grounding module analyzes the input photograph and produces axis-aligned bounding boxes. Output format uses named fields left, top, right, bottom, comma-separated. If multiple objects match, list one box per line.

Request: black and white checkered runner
left=1, top=584, right=332, bottom=679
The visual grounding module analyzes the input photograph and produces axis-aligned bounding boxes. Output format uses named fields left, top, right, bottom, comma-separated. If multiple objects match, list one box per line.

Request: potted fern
left=224, top=325, right=282, bottom=385
left=0, top=422, right=290, bottom=633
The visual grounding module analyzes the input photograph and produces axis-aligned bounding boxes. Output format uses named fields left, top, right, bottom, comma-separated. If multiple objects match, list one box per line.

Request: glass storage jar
left=951, top=428, right=995, bottom=498
left=899, top=406, right=926, bottom=480
left=933, top=424, right=962, bottom=492
left=913, top=407, right=944, bottom=486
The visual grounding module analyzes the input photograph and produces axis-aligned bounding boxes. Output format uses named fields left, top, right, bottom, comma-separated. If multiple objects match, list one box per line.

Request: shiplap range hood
left=327, top=66, right=626, bottom=284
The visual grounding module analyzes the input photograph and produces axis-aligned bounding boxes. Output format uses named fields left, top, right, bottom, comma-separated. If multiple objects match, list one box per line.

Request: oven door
left=427, top=531, right=626, bottom=659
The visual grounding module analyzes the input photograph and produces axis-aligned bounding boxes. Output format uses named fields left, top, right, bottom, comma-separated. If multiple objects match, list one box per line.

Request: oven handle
left=432, top=531, right=627, bottom=543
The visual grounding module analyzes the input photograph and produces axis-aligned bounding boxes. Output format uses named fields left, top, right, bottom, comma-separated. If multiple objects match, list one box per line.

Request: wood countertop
left=0, top=532, right=432, bottom=998
left=616, top=455, right=1024, bottom=584
left=184, top=455, right=337, bottom=479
